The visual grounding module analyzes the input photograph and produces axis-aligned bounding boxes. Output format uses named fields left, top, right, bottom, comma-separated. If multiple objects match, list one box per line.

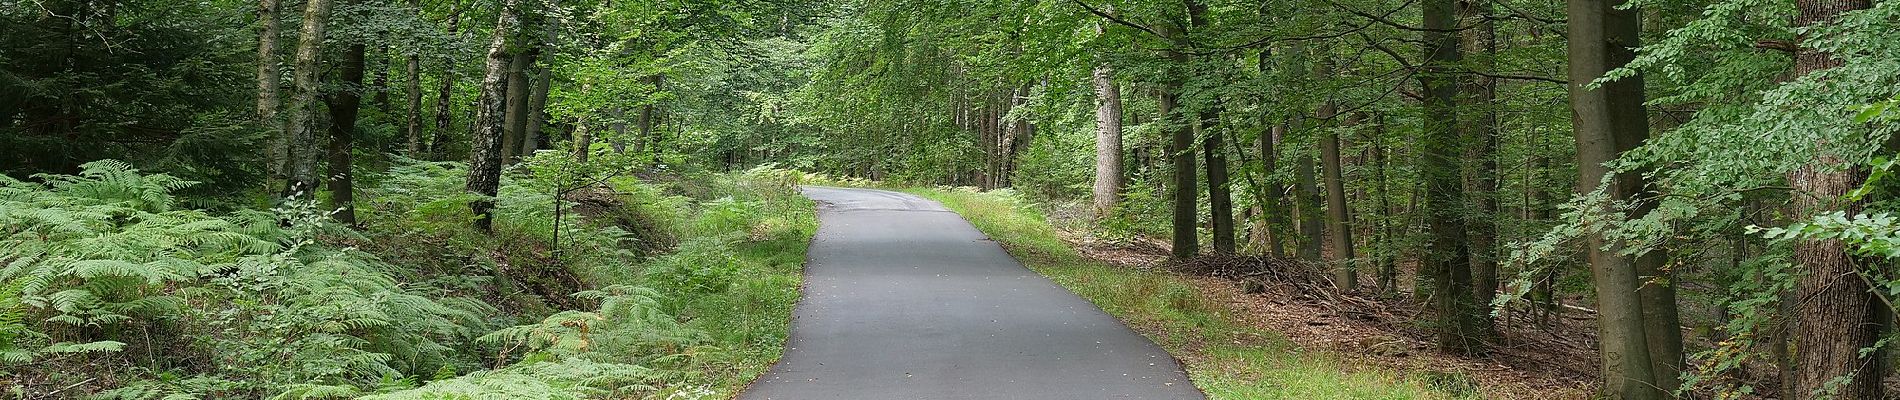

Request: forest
left=2, top=0, right=1899, bottom=398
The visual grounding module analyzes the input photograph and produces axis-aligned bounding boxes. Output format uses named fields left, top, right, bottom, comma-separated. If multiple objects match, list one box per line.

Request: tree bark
left=1320, top=97, right=1357, bottom=289
left=1461, top=0, right=1503, bottom=335
left=429, top=8, right=462, bottom=158
left=1789, top=0, right=1879, bottom=396
left=1092, top=63, right=1125, bottom=219
left=325, top=42, right=366, bottom=225
left=1295, top=133, right=1323, bottom=261
left=402, top=0, right=422, bottom=155
left=1264, top=123, right=1289, bottom=257
left=280, top=0, right=332, bottom=198
left=256, top=0, right=283, bottom=177
left=1423, top=0, right=1481, bottom=354
left=1371, top=116, right=1396, bottom=294
left=1568, top=0, right=1680, bottom=393
left=523, top=65, right=551, bottom=157
left=1162, top=78, right=1197, bottom=260
left=501, top=48, right=532, bottom=163
left=1203, top=109, right=1234, bottom=254
left=466, top=0, right=520, bottom=232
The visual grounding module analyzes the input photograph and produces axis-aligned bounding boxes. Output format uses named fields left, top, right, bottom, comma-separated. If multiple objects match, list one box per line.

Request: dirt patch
left=1055, top=229, right=1599, bottom=399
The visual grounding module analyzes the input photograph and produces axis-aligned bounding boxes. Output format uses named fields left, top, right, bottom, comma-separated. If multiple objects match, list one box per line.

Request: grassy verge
left=359, top=167, right=818, bottom=399
left=904, top=187, right=1473, bottom=400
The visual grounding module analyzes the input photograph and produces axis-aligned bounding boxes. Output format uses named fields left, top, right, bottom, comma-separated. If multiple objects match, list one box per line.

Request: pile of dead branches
left=1171, top=253, right=1409, bottom=325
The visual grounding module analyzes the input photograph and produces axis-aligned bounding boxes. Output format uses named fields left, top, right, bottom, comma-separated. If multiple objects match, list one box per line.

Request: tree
left=1091, top=62, right=1124, bottom=219
left=1159, top=19, right=1198, bottom=260
left=256, top=0, right=284, bottom=176
left=1204, top=109, right=1235, bottom=254
left=1422, top=0, right=1480, bottom=354
left=430, top=6, right=463, bottom=158
left=1318, top=92, right=1356, bottom=289
left=281, top=0, right=333, bottom=198
left=466, top=0, right=521, bottom=232
left=1315, top=50, right=1356, bottom=288
left=325, top=39, right=367, bottom=225
left=1459, top=0, right=1501, bottom=326
left=403, top=0, right=424, bottom=155
left=1787, top=0, right=1880, bottom=396
left=1566, top=0, right=1681, bottom=393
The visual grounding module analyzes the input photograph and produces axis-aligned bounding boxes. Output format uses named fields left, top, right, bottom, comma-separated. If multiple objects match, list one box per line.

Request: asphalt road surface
left=740, top=187, right=1204, bottom=400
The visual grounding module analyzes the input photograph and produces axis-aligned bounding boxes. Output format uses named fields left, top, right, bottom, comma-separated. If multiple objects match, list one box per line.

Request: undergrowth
left=0, top=159, right=814, bottom=399
left=904, top=186, right=1477, bottom=400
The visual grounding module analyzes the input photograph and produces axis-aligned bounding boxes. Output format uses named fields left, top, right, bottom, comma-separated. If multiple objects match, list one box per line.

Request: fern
left=2, top=162, right=494, bottom=397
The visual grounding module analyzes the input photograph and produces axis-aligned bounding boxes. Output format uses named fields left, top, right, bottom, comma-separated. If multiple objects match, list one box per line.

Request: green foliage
left=0, top=161, right=490, bottom=397
left=911, top=187, right=1481, bottom=399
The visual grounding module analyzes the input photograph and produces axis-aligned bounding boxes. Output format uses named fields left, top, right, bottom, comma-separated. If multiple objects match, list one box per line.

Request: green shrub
left=645, top=238, right=744, bottom=298
left=0, top=161, right=490, bottom=397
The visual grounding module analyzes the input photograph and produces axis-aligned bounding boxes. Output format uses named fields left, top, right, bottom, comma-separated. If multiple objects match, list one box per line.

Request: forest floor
left=906, top=187, right=1605, bottom=399
left=1060, top=232, right=1602, bottom=399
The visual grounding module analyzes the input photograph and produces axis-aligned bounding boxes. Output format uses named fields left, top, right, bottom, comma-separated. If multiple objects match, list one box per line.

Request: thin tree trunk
left=256, top=0, right=283, bottom=177
left=280, top=0, right=332, bottom=198
left=1266, top=123, right=1289, bottom=257
left=1424, top=0, right=1480, bottom=354
left=1295, top=135, right=1323, bottom=261
left=372, top=43, right=390, bottom=110
left=1203, top=109, right=1234, bottom=254
left=1790, top=0, right=1879, bottom=394
left=521, top=20, right=556, bottom=157
left=429, top=8, right=462, bottom=158
left=325, top=42, right=366, bottom=225
left=1320, top=99, right=1357, bottom=289
left=1371, top=116, right=1396, bottom=294
left=402, top=0, right=422, bottom=155
left=466, top=0, right=520, bottom=232
left=634, top=75, right=662, bottom=155
left=523, top=66, right=550, bottom=156
left=500, top=49, right=531, bottom=163
left=1161, top=63, right=1197, bottom=259
left=608, top=107, right=628, bottom=153
left=1092, top=63, right=1124, bottom=219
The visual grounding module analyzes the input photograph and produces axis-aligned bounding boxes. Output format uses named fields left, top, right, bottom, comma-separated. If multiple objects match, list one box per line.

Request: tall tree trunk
left=609, top=107, right=628, bottom=153
left=1568, top=0, right=1680, bottom=393
left=1264, top=123, right=1289, bottom=257
left=1371, top=116, right=1396, bottom=294
left=1295, top=136, right=1323, bottom=261
left=429, top=8, right=462, bottom=158
left=1161, top=66, right=1197, bottom=259
left=634, top=75, right=662, bottom=155
left=256, top=0, right=283, bottom=177
left=523, top=66, right=550, bottom=156
left=280, top=0, right=332, bottom=198
left=325, top=42, right=366, bottom=225
left=466, top=0, right=520, bottom=232
left=1461, top=0, right=1503, bottom=336
left=501, top=49, right=531, bottom=163
left=1790, top=0, right=1879, bottom=396
left=571, top=84, right=596, bottom=162
left=1320, top=97, right=1357, bottom=289
left=1203, top=110, right=1235, bottom=253
left=1423, top=0, right=1480, bottom=354
left=402, top=0, right=422, bottom=155
left=1092, top=63, right=1124, bottom=219
left=372, top=43, right=391, bottom=110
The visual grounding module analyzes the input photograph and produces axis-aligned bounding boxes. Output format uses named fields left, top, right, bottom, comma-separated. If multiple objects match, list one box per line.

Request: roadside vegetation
left=1, top=159, right=813, bottom=398
left=908, top=187, right=1473, bottom=400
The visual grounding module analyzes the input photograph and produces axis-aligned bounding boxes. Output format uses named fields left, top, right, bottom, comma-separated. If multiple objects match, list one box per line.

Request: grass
left=902, top=187, right=1478, bottom=400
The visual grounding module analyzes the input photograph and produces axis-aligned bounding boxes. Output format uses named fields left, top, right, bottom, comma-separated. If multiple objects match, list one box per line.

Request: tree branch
left=1072, top=0, right=1169, bottom=42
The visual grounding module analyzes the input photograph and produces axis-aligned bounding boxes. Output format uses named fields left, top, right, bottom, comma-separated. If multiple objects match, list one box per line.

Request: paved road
left=741, top=187, right=1203, bottom=400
